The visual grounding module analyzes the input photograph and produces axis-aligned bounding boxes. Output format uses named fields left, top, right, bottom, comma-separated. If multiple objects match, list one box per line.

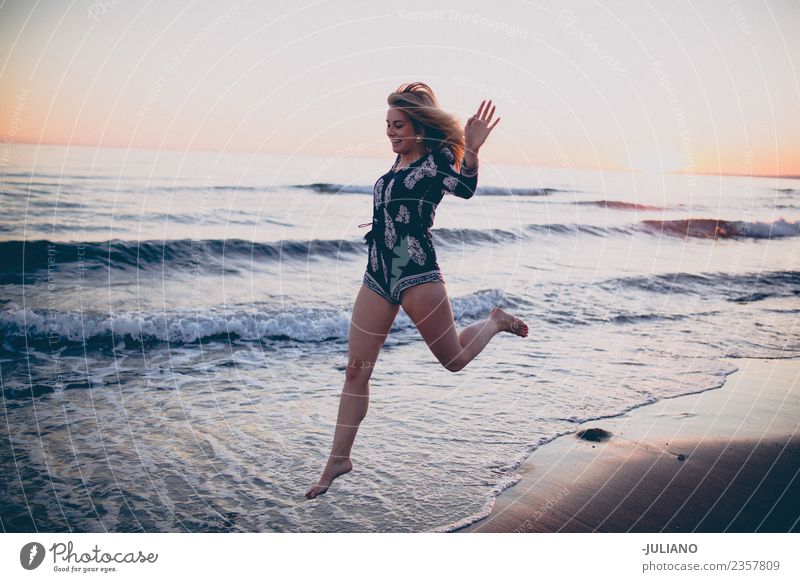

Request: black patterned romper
left=360, top=145, right=478, bottom=304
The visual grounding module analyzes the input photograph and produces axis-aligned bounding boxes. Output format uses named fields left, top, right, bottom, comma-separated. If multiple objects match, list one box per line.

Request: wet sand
left=460, top=357, right=800, bottom=532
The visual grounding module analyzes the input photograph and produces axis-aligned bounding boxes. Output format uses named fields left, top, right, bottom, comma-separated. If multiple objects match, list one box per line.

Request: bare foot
left=305, top=457, right=353, bottom=499
left=490, top=307, right=529, bottom=337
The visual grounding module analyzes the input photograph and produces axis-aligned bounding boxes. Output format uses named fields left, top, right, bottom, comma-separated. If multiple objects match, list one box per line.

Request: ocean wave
left=0, top=289, right=512, bottom=347
left=3, top=218, right=798, bottom=281
left=291, top=183, right=568, bottom=196
left=0, top=238, right=366, bottom=281
left=639, top=218, right=800, bottom=239
left=0, top=225, right=616, bottom=280
left=606, top=269, right=800, bottom=302
left=0, top=172, right=111, bottom=180
left=577, top=200, right=665, bottom=211
left=0, top=306, right=352, bottom=345
left=291, top=183, right=374, bottom=194
left=7, top=176, right=573, bottom=197
left=525, top=222, right=634, bottom=237
left=471, top=186, right=567, bottom=197
left=432, top=227, right=523, bottom=245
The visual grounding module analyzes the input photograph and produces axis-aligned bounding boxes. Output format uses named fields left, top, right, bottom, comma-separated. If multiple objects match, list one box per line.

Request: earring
left=415, top=136, right=422, bottom=144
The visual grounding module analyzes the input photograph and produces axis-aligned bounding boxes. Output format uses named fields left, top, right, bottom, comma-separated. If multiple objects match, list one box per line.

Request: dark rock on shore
left=577, top=427, right=612, bottom=442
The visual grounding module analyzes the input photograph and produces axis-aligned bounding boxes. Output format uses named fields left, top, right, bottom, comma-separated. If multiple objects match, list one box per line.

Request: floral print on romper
left=362, top=145, right=479, bottom=304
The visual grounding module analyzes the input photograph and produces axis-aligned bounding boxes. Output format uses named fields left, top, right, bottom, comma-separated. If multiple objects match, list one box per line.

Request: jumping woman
left=305, top=82, right=529, bottom=500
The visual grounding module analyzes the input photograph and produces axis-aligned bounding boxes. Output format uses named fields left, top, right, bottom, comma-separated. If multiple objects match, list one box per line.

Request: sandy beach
left=460, top=357, right=800, bottom=533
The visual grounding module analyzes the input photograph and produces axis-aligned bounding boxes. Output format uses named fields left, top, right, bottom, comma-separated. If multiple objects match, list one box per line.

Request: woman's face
left=386, top=108, right=421, bottom=156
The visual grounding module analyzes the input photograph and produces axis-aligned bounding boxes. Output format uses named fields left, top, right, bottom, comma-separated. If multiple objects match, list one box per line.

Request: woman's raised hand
left=464, top=99, right=500, bottom=154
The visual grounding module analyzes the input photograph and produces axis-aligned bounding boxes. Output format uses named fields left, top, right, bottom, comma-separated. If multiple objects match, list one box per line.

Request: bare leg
left=305, top=284, right=399, bottom=499
left=400, top=282, right=528, bottom=372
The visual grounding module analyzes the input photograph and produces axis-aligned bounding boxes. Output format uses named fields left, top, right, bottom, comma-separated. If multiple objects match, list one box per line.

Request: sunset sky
left=1, top=0, right=798, bottom=177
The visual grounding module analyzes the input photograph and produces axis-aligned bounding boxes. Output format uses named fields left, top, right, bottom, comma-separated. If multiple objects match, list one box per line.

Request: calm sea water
left=1, top=143, right=798, bottom=532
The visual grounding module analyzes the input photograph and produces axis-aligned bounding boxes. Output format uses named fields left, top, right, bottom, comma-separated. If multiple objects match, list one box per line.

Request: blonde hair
left=388, top=82, right=465, bottom=171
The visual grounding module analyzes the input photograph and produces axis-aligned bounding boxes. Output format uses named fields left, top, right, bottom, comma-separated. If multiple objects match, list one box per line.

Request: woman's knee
left=344, top=356, right=376, bottom=383
left=443, top=353, right=466, bottom=373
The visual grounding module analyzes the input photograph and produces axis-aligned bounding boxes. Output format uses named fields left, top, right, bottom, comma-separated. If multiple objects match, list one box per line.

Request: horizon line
left=6, top=139, right=800, bottom=181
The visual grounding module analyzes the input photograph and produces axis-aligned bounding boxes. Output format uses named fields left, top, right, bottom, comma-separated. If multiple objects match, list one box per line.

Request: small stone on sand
left=577, top=427, right=612, bottom=442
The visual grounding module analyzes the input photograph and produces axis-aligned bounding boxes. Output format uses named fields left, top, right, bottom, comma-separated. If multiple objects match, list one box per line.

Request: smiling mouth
left=390, top=139, right=401, bottom=144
